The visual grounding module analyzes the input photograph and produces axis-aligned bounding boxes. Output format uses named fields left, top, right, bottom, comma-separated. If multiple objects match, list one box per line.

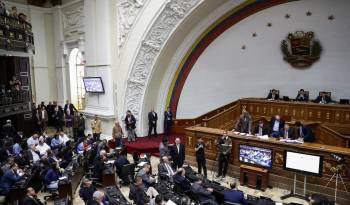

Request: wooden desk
left=58, top=166, right=84, bottom=199
left=102, top=167, right=116, bottom=187
left=240, top=165, right=268, bottom=190
left=185, top=126, right=350, bottom=191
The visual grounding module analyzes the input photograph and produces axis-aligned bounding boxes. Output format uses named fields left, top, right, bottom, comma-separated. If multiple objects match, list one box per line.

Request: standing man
left=125, top=110, right=136, bottom=142
left=235, top=108, right=252, bottom=134
left=164, top=107, right=173, bottom=136
left=195, top=137, right=207, bottom=178
left=77, top=113, right=85, bottom=139
left=216, top=131, right=232, bottom=179
left=112, top=121, right=123, bottom=147
left=148, top=109, right=158, bottom=138
left=64, top=100, right=77, bottom=116
left=65, top=110, right=74, bottom=137
left=170, top=138, right=185, bottom=170
left=91, top=115, right=102, bottom=142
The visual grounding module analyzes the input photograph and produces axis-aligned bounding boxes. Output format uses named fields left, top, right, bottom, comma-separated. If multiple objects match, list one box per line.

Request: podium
left=240, top=165, right=269, bottom=190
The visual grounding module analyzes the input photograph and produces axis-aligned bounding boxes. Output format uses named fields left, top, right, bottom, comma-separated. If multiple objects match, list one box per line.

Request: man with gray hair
left=170, top=137, right=185, bottom=170
left=223, top=179, right=247, bottom=205
left=89, top=190, right=105, bottom=205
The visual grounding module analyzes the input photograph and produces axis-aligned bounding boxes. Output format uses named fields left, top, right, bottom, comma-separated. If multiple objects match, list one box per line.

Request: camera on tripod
left=330, top=153, right=344, bottom=164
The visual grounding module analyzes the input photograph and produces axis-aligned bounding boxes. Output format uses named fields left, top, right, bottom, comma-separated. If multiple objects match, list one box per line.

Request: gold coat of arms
left=281, top=31, right=322, bottom=68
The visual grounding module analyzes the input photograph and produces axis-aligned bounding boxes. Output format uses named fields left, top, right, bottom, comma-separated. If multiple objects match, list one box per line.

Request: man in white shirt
left=36, top=137, right=50, bottom=156
left=59, top=131, right=70, bottom=146
left=29, top=145, right=40, bottom=163
left=27, top=134, right=39, bottom=147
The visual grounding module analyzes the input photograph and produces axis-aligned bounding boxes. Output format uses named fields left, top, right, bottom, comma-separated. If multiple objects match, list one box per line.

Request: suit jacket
left=267, top=93, right=279, bottom=100
left=173, top=174, right=191, bottom=192
left=314, top=96, right=332, bottom=104
left=148, top=111, right=158, bottom=125
left=91, top=119, right=102, bottom=134
left=296, top=94, right=309, bottom=101
left=79, top=185, right=97, bottom=203
left=164, top=111, right=173, bottom=123
left=125, top=115, right=136, bottom=130
left=223, top=189, right=247, bottom=205
left=254, top=125, right=269, bottom=136
left=0, top=169, right=22, bottom=193
left=158, top=162, right=175, bottom=179
left=159, top=142, right=169, bottom=157
left=136, top=169, right=154, bottom=188
left=269, top=117, right=285, bottom=133
left=21, top=196, right=44, bottom=205
left=170, top=144, right=185, bottom=165
left=191, top=183, right=215, bottom=203
left=279, top=128, right=296, bottom=139
left=87, top=200, right=101, bottom=205
left=64, top=103, right=77, bottom=115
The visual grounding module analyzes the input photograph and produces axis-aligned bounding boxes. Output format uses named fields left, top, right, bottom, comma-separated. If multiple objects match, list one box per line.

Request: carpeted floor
left=122, top=134, right=185, bottom=157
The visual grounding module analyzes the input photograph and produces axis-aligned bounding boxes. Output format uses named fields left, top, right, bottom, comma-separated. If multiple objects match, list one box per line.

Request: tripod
left=325, top=169, right=349, bottom=202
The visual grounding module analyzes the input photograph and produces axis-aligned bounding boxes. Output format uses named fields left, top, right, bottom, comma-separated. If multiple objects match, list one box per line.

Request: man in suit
left=173, top=168, right=191, bottom=193
left=87, top=191, right=105, bottom=205
left=296, top=89, right=309, bottom=101
left=195, top=136, right=207, bottom=178
left=136, top=163, right=156, bottom=188
left=191, top=177, right=218, bottom=205
left=129, top=176, right=159, bottom=205
left=254, top=119, right=269, bottom=136
left=91, top=115, right=102, bottom=142
left=294, top=121, right=315, bottom=142
left=279, top=124, right=295, bottom=139
left=0, top=163, right=23, bottom=195
left=223, top=180, right=247, bottom=205
left=79, top=179, right=97, bottom=204
left=125, top=110, right=136, bottom=142
left=114, top=152, right=130, bottom=178
left=235, top=109, right=252, bottom=133
left=170, top=138, right=185, bottom=170
left=64, top=100, right=77, bottom=116
left=21, top=187, right=44, bottom=205
left=314, top=92, right=332, bottom=104
left=269, top=115, right=285, bottom=137
left=164, top=107, right=173, bottom=136
left=158, top=156, right=175, bottom=179
left=267, top=89, right=279, bottom=100
left=159, top=136, right=169, bottom=157
left=216, top=131, right=232, bottom=178
left=148, top=108, right=158, bottom=138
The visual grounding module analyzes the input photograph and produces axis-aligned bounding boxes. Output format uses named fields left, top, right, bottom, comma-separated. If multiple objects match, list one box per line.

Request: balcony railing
left=0, top=90, right=31, bottom=117
left=0, top=14, right=34, bottom=53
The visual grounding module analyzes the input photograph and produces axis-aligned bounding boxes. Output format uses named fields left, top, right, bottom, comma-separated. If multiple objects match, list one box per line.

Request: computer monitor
left=283, top=150, right=323, bottom=176
left=239, top=144, right=272, bottom=168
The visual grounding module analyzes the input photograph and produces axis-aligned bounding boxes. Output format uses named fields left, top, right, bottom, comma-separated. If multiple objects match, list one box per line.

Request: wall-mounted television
left=239, top=144, right=272, bottom=168
left=83, top=77, right=105, bottom=93
left=283, top=150, right=323, bottom=176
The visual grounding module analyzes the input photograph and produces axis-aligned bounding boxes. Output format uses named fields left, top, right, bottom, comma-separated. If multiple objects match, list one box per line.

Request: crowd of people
left=0, top=1, right=28, bottom=23
left=267, top=88, right=335, bottom=104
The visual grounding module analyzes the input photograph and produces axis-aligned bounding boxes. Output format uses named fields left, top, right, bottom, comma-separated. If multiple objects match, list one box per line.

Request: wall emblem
left=281, top=31, right=322, bottom=68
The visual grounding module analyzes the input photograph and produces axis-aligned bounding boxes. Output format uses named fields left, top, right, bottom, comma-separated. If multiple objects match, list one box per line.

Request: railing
left=0, top=90, right=31, bottom=117
left=0, top=14, right=34, bottom=53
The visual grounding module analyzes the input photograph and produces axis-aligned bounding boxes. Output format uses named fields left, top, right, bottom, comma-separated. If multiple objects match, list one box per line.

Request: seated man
left=27, top=134, right=39, bottom=147
left=0, top=163, right=24, bottom=195
left=279, top=124, right=295, bottom=140
left=267, top=89, right=279, bottom=100
left=114, top=152, right=130, bottom=178
left=88, top=191, right=105, bottom=205
left=79, top=178, right=97, bottom=204
left=158, top=156, right=175, bottom=180
left=235, top=109, right=252, bottom=134
left=136, top=163, right=156, bottom=188
left=314, top=92, right=332, bottom=104
left=36, top=137, right=50, bottom=157
left=44, top=162, right=62, bottom=189
left=191, top=176, right=218, bottom=205
left=296, top=89, right=309, bottom=101
left=173, top=168, right=191, bottom=193
left=223, top=180, right=247, bottom=205
left=50, top=134, right=63, bottom=150
left=21, top=187, right=44, bottom=205
left=129, top=176, right=159, bottom=205
left=254, top=119, right=269, bottom=136
left=294, top=121, right=315, bottom=142
left=93, top=151, right=107, bottom=181
left=269, top=115, right=285, bottom=137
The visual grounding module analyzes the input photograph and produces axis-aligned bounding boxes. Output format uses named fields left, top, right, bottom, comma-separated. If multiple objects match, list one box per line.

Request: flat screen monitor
left=283, top=150, right=323, bottom=176
left=83, top=77, right=105, bottom=93
left=239, top=144, right=272, bottom=168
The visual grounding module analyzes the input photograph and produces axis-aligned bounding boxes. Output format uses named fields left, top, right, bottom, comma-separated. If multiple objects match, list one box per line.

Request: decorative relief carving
left=124, top=0, right=201, bottom=126
left=117, top=0, right=148, bottom=48
left=62, top=4, right=85, bottom=38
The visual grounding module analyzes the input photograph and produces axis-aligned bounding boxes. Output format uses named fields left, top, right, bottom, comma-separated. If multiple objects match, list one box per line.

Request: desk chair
left=319, top=91, right=331, bottom=97
left=120, top=163, right=136, bottom=185
left=42, top=185, right=59, bottom=203
left=84, top=166, right=103, bottom=187
left=188, top=191, right=211, bottom=205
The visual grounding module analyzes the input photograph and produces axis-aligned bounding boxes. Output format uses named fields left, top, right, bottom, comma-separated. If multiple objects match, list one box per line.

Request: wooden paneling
left=185, top=126, right=350, bottom=192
